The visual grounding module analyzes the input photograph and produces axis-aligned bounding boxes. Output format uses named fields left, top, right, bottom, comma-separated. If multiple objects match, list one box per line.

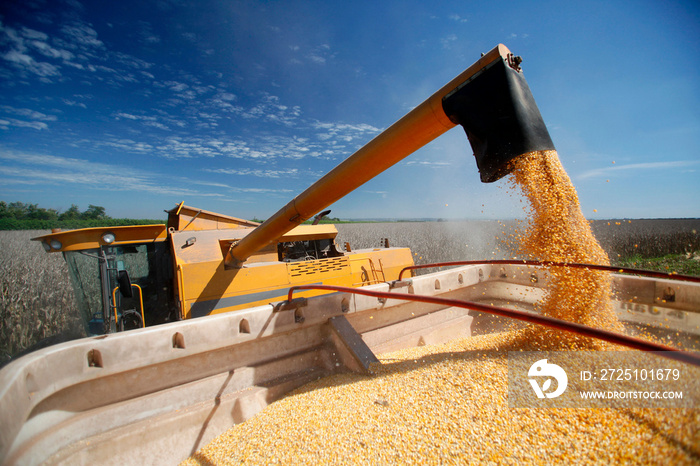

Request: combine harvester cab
left=1, top=44, right=699, bottom=464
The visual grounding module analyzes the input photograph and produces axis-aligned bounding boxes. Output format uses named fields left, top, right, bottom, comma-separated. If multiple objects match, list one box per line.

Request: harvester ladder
left=352, top=258, right=387, bottom=286
left=368, top=258, right=386, bottom=283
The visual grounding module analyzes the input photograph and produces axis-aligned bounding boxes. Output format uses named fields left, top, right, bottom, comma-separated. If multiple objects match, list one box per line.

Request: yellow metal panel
left=287, top=257, right=350, bottom=284
left=281, top=224, right=338, bottom=242
left=166, top=204, right=260, bottom=231
left=180, top=261, right=290, bottom=305
left=181, top=247, right=414, bottom=319
left=171, top=225, right=338, bottom=266
left=348, top=248, right=414, bottom=285
left=31, top=224, right=167, bottom=252
left=171, top=229, right=250, bottom=264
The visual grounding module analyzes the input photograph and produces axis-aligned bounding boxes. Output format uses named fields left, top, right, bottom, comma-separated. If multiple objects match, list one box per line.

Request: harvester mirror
left=313, top=210, right=332, bottom=225
left=118, top=270, right=133, bottom=298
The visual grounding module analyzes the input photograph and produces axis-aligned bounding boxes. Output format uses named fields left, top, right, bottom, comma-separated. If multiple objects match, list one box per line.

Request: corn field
left=335, top=219, right=700, bottom=269
left=590, top=219, right=700, bottom=260
left=1, top=219, right=699, bottom=364
left=336, top=220, right=520, bottom=271
left=0, top=231, right=84, bottom=365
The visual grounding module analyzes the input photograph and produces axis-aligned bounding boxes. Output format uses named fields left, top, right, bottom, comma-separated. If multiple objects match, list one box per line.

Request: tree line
left=0, top=201, right=163, bottom=230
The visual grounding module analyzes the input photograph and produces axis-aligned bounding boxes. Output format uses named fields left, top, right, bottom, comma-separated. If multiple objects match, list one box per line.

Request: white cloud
left=441, top=34, right=458, bottom=49
left=406, top=160, right=451, bottom=168
left=165, top=80, right=188, bottom=92
left=2, top=49, right=61, bottom=77
left=62, top=99, right=87, bottom=108
left=181, top=32, right=197, bottom=42
left=312, top=121, right=381, bottom=144
left=136, top=21, right=161, bottom=44
left=0, top=106, right=57, bottom=121
left=0, top=149, right=226, bottom=198
left=205, top=167, right=299, bottom=178
left=578, top=160, right=699, bottom=179
left=60, top=23, right=104, bottom=49
left=111, top=52, right=153, bottom=71
left=0, top=150, right=119, bottom=173
left=154, top=137, right=222, bottom=158
left=187, top=179, right=294, bottom=194
left=28, top=39, right=74, bottom=60
left=1, top=15, right=157, bottom=89
left=2, top=26, right=26, bottom=49
left=115, top=112, right=142, bottom=120
left=0, top=119, right=49, bottom=130
left=0, top=21, right=99, bottom=79
left=144, top=121, right=170, bottom=130
left=86, top=90, right=376, bottom=163
left=239, top=94, right=302, bottom=126
left=307, top=54, right=326, bottom=64
left=113, top=112, right=171, bottom=130
left=313, top=122, right=380, bottom=133
left=101, top=139, right=154, bottom=153
left=20, top=27, right=49, bottom=41
left=289, top=43, right=335, bottom=65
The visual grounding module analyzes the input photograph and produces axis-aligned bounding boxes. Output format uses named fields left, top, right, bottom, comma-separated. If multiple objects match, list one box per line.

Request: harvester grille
left=288, top=257, right=349, bottom=278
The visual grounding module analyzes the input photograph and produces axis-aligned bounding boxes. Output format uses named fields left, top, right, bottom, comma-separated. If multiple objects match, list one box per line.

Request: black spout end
left=442, top=57, right=555, bottom=183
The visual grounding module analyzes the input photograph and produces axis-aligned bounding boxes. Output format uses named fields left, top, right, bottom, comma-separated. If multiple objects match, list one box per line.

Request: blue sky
left=1, top=0, right=698, bottom=220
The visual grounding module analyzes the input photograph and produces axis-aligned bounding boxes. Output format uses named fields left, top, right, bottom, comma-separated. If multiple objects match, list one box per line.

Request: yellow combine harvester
left=32, top=203, right=413, bottom=333
left=30, top=43, right=552, bottom=336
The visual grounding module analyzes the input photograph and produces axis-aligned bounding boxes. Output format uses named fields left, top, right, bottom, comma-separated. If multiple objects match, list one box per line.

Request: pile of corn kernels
left=183, top=330, right=699, bottom=465
left=182, top=151, right=698, bottom=464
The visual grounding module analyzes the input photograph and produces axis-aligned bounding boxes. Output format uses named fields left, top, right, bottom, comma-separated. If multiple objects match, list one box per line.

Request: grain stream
left=507, top=150, right=623, bottom=349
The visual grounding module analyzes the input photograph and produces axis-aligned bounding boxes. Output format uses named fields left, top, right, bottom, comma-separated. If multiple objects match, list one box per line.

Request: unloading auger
left=225, top=43, right=555, bottom=268
left=29, top=44, right=555, bottom=336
